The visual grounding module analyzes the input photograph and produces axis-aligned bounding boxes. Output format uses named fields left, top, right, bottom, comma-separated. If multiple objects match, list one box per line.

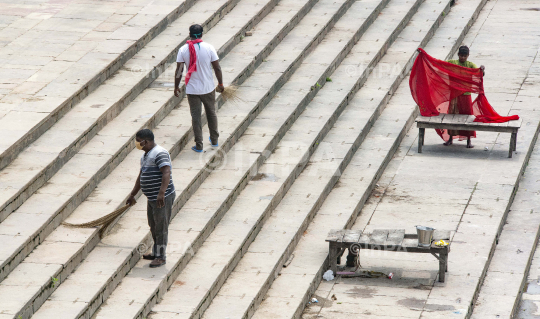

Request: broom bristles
left=220, top=85, right=245, bottom=105
left=63, top=205, right=130, bottom=229
left=63, top=204, right=131, bottom=237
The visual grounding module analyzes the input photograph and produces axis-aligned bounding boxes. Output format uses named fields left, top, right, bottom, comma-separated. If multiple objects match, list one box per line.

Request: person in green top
left=444, top=46, right=485, bottom=148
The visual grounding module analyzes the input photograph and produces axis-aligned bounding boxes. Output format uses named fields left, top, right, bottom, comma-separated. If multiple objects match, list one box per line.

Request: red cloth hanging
left=444, top=95, right=476, bottom=140
left=409, top=48, right=519, bottom=126
left=185, top=39, right=203, bottom=85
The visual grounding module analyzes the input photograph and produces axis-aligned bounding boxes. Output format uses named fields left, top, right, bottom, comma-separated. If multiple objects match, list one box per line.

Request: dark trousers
left=147, top=193, right=175, bottom=259
left=187, top=90, right=219, bottom=150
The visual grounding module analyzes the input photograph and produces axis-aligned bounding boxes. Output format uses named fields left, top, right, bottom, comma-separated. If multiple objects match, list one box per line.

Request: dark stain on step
left=425, top=303, right=455, bottom=311
left=252, top=172, right=279, bottom=182
left=315, top=294, right=333, bottom=308
left=525, top=280, right=540, bottom=295
left=412, top=283, right=432, bottom=290
left=397, top=298, right=455, bottom=311
left=346, top=286, right=377, bottom=299
left=516, top=299, right=539, bottom=318
left=397, top=298, right=425, bottom=309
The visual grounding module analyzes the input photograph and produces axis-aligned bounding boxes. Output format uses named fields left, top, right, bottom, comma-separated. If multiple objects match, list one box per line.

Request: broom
left=63, top=204, right=130, bottom=237
left=219, top=85, right=245, bottom=105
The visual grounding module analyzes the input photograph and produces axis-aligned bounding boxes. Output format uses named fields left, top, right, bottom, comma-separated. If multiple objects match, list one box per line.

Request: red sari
left=442, top=95, right=476, bottom=141
left=409, top=49, right=519, bottom=141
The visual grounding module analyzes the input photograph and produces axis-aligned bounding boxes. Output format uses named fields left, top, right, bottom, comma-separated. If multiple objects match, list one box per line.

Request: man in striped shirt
left=127, top=129, right=176, bottom=268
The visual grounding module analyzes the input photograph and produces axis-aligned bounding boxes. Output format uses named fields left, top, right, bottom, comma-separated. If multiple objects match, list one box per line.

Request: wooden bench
left=415, top=114, right=522, bottom=158
left=326, top=229, right=451, bottom=282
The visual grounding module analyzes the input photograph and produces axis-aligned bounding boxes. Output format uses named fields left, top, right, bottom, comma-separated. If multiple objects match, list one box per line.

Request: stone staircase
left=473, top=48, right=540, bottom=319
left=0, top=0, right=237, bottom=172
left=252, top=0, right=488, bottom=317
left=198, top=0, right=457, bottom=317
left=296, top=0, right=540, bottom=318
left=99, top=0, right=425, bottom=317
left=0, top=0, right=273, bottom=223
left=473, top=126, right=540, bottom=319
left=0, top=0, right=322, bottom=316
left=0, top=0, right=319, bottom=285
left=1, top=0, right=539, bottom=319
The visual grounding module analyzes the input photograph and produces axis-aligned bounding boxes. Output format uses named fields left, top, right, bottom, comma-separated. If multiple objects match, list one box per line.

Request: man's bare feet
left=444, top=136, right=453, bottom=146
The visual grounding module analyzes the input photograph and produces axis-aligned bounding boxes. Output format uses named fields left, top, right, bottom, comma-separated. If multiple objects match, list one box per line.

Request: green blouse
left=447, top=59, right=478, bottom=95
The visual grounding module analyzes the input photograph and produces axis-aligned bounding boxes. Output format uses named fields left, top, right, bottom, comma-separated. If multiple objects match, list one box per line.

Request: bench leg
left=337, top=248, right=346, bottom=265
left=329, top=243, right=339, bottom=276
left=509, top=132, right=517, bottom=158
left=438, top=250, right=448, bottom=282
left=418, top=128, right=425, bottom=153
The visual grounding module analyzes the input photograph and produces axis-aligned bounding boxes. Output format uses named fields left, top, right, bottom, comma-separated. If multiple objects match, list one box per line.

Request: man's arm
left=211, top=60, right=224, bottom=93
left=126, top=170, right=141, bottom=206
left=174, top=62, right=184, bottom=97
left=156, top=165, right=171, bottom=208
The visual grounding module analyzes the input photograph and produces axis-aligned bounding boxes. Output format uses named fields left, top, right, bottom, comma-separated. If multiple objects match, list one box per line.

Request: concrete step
left=195, top=0, right=455, bottom=318
left=303, top=1, right=540, bottom=318
left=251, top=0, right=488, bottom=314
left=0, top=0, right=289, bottom=286
left=0, top=0, right=316, bottom=316
left=0, top=0, right=246, bottom=222
left=517, top=223, right=540, bottom=318
left=0, top=0, right=231, bottom=171
left=143, top=0, right=420, bottom=317
left=471, top=55, right=540, bottom=319
left=472, top=156, right=540, bottom=317
left=16, top=0, right=354, bottom=317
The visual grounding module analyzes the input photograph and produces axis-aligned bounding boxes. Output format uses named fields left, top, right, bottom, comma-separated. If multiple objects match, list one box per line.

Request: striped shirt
left=140, top=145, right=175, bottom=201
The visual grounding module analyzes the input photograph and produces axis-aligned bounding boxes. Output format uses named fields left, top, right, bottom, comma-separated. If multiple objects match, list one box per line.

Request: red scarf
left=185, top=39, right=203, bottom=85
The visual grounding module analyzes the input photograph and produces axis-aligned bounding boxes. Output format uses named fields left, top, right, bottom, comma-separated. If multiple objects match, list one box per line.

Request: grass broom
left=63, top=204, right=130, bottom=237
left=219, top=85, right=245, bottom=105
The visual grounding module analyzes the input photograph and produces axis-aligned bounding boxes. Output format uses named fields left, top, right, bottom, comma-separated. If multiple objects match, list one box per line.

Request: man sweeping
left=174, top=24, right=224, bottom=152
left=127, top=129, right=175, bottom=268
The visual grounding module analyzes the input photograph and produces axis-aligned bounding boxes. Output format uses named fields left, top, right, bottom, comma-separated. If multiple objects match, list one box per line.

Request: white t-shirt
left=176, top=42, right=219, bottom=95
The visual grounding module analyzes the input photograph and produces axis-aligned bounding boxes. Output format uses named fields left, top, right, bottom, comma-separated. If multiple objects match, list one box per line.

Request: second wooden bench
left=326, top=229, right=451, bottom=282
left=416, top=114, right=522, bottom=158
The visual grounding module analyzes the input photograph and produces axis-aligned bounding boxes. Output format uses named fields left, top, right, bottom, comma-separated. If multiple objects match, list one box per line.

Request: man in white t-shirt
left=174, top=24, right=224, bottom=152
